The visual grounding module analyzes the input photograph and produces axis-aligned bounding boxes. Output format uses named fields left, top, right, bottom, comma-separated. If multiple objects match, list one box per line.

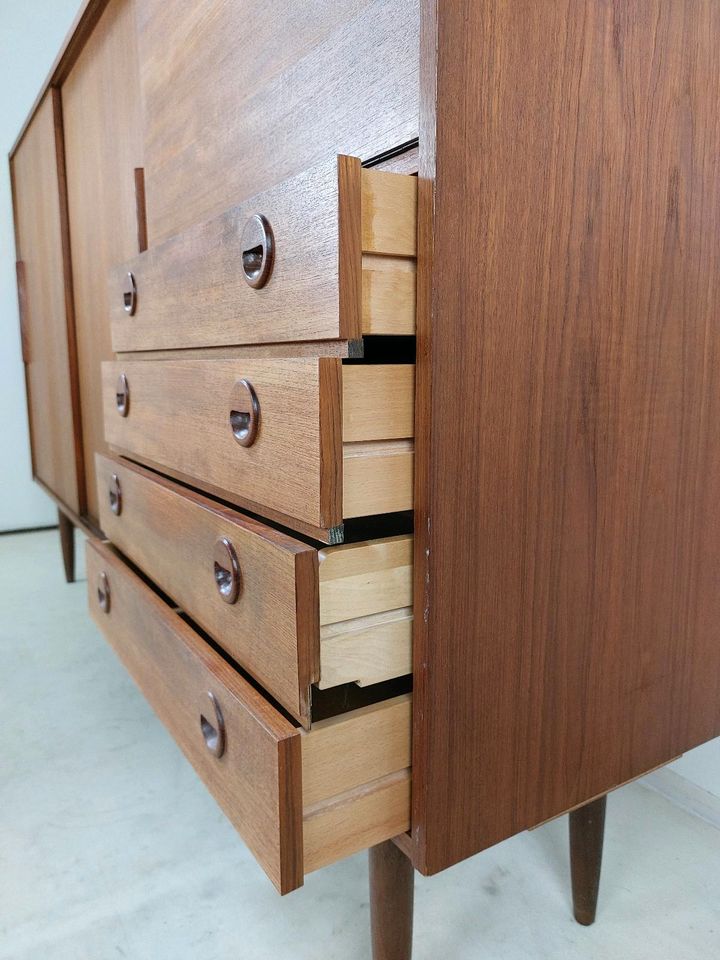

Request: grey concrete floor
left=1, top=528, right=719, bottom=960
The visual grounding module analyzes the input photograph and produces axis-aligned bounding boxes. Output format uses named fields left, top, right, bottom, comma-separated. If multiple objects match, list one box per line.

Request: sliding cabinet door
left=62, top=0, right=144, bottom=522
left=11, top=90, right=82, bottom=515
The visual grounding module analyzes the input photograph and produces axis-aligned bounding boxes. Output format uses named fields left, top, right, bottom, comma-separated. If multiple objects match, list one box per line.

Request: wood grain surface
left=10, top=92, right=81, bottom=514
left=361, top=169, right=418, bottom=257
left=86, top=538, right=304, bottom=894
left=362, top=256, right=417, bottom=336
left=95, top=453, right=319, bottom=725
left=303, top=771, right=411, bottom=874
left=319, top=609, right=413, bottom=690
left=135, top=0, right=420, bottom=243
left=343, top=441, right=414, bottom=519
left=109, top=159, right=417, bottom=353
left=302, top=695, right=412, bottom=873
left=413, top=0, right=720, bottom=875
left=302, top=695, right=411, bottom=807
left=319, top=535, right=413, bottom=689
left=343, top=366, right=415, bottom=442
left=103, top=357, right=341, bottom=530
left=102, top=359, right=413, bottom=532
left=62, top=0, right=144, bottom=521
left=319, top=536, right=413, bottom=625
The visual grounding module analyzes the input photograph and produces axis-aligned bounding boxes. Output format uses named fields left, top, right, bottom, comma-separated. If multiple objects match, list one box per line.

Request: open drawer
left=108, top=156, right=417, bottom=353
left=95, top=453, right=412, bottom=727
left=86, top=538, right=411, bottom=895
left=102, top=357, right=414, bottom=540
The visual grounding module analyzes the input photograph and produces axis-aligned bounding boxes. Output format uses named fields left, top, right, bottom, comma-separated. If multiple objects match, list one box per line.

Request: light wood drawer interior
left=109, top=157, right=417, bottom=353
left=96, top=453, right=413, bottom=726
left=102, top=357, right=414, bottom=541
left=86, top=538, right=410, bottom=894
left=301, top=696, right=411, bottom=874
left=319, top=536, right=412, bottom=690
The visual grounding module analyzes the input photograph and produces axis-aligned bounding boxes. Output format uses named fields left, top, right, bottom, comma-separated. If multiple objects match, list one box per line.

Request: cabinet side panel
left=62, top=0, right=144, bottom=522
left=415, top=0, right=720, bottom=873
left=11, top=93, right=81, bottom=514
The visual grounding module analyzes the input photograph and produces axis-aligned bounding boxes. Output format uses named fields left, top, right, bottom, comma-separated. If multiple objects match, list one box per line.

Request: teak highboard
left=11, top=1, right=720, bottom=956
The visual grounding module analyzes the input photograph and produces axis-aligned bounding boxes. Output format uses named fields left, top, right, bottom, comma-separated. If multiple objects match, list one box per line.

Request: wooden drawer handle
left=213, top=537, right=241, bottom=604
left=229, top=378, right=260, bottom=446
left=122, top=271, right=137, bottom=315
left=241, top=214, right=274, bottom=289
left=16, top=261, right=31, bottom=364
left=116, top=373, right=130, bottom=417
left=200, top=691, right=226, bottom=758
left=97, top=571, right=111, bottom=613
left=108, top=473, right=122, bottom=515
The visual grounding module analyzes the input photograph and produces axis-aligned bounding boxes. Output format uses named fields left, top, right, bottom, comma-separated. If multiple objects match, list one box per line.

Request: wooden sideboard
left=11, top=1, right=720, bottom=956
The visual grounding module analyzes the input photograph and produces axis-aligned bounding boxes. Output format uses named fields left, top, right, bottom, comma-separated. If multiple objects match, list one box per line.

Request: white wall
left=671, top=742, right=720, bottom=798
left=0, top=0, right=82, bottom=531
left=646, top=740, right=720, bottom=826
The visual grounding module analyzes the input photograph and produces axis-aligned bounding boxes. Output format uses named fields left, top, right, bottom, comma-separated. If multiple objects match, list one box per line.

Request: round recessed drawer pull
left=97, top=571, right=111, bottom=613
left=229, top=378, right=260, bottom=447
left=116, top=373, right=129, bottom=417
left=200, top=691, right=226, bottom=758
left=241, top=214, right=274, bottom=289
left=122, top=272, right=137, bottom=315
left=108, top=473, right=122, bottom=516
left=213, top=537, right=241, bottom=605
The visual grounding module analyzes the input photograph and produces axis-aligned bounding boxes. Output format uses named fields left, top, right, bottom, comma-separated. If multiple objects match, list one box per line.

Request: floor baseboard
left=641, top=768, right=720, bottom=831
left=0, top=524, right=58, bottom=537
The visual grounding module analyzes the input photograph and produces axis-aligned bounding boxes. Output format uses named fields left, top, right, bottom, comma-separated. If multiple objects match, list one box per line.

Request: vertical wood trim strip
left=51, top=85, right=87, bottom=517
left=410, top=0, right=440, bottom=876
left=9, top=150, right=38, bottom=483
left=318, top=357, right=343, bottom=528
left=134, top=167, right=148, bottom=253
left=278, top=732, right=304, bottom=894
left=294, top=547, right=321, bottom=726
left=337, top=155, right=363, bottom=341
left=15, top=261, right=30, bottom=365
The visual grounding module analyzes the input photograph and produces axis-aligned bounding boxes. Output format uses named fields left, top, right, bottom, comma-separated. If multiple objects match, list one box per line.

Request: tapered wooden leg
left=569, top=794, right=607, bottom=926
left=369, top=841, right=414, bottom=960
left=58, top=509, right=75, bottom=584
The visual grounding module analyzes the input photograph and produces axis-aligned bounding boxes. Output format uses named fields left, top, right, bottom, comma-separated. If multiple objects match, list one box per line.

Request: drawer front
left=102, top=358, right=414, bottom=539
left=86, top=540, right=411, bottom=891
left=97, top=454, right=413, bottom=709
left=86, top=538, right=303, bottom=894
left=95, top=453, right=318, bottom=725
left=108, top=158, right=417, bottom=353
